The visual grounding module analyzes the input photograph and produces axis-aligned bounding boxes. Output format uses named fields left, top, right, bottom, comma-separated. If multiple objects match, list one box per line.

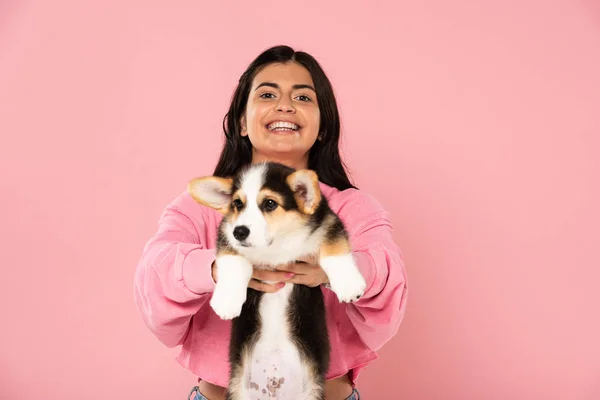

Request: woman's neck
left=251, top=151, right=308, bottom=170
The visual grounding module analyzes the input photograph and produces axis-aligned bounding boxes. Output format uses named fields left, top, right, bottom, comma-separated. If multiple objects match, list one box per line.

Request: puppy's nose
left=233, top=225, right=250, bottom=241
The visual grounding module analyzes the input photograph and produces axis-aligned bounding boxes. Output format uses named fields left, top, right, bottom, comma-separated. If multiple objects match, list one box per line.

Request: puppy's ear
left=187, top=177, right=233, bottom=214
left=286, top=169, right=322, bottom=215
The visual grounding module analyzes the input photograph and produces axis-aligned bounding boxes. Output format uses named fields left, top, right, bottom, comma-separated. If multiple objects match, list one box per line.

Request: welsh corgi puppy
left=187, top=161, right=366, bottom=400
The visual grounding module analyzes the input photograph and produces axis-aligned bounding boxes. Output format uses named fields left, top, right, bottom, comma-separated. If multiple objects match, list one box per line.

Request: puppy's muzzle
left=233, top=225, right=250, bottom=242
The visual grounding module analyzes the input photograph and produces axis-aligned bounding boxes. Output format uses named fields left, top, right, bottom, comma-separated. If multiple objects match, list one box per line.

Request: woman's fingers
left=248, top=267, right=293, bottom=293
left=277, top=262, right=329, bottom=288
left=285, top=272, right=327, bottom=287
left=248, top=263, right=327, bottom=291
left=248, top=279, right=285, bottom=293
left=273, top=262, right=313, bottom=274
left=252, top=268, right=293, bottom=282
left=294, top=254, right=318, bottom=265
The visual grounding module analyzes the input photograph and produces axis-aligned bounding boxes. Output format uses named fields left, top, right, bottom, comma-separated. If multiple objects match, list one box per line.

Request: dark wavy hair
left=213, top=45, right=356, bottom=191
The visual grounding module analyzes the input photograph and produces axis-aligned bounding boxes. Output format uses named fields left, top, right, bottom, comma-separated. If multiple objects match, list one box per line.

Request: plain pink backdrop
left=1, top=1, right=599, bottom=399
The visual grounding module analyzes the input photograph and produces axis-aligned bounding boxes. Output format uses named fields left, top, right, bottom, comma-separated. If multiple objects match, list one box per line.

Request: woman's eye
left=296, top=95, right=311, bottom=102
left=263, top=199, right=278, bottom=211
left=232, top=199, right=243, bottom=210
left=259, top=92, right=275, bottom=99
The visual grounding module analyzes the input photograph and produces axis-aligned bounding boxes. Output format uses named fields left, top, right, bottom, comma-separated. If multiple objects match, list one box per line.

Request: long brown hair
left=213, top=45, right=356, bottom=191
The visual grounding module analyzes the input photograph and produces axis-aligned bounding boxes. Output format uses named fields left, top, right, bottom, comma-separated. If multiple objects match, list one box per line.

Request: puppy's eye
left=232, top=199, right=243, bottom=210
left=263, top=199, right=278, bottom=212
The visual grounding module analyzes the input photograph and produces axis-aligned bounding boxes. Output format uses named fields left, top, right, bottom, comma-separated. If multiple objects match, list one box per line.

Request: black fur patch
left=229, top=288, right=263, bottom=367
left=217, top=225, right=229, bottom=248
left=261, top=163, right=299, bottom=211
left=288, top=285, right=330, bottom=376
left=324, top=216, right=348, bottom=244
left=231, top=169, right=245, bottom=193
left=229, top=174, right=245, bottom=213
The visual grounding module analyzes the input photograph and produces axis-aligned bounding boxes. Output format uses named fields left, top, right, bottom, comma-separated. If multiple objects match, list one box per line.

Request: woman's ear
left=240, top=115, right=248, bottom=137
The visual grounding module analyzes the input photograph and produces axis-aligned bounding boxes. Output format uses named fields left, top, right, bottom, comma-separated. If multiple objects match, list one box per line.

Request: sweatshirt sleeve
left=133, top=192, right=217, bottom=348
left=337, top=190, right=409, bottom=352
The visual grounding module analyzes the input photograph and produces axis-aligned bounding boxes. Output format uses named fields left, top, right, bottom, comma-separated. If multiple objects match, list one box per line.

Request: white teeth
left=267, top=121, right=299, bottom=131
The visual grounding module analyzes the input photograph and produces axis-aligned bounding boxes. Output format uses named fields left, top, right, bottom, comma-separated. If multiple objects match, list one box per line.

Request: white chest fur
left=240, top=283, right=311, bottom=399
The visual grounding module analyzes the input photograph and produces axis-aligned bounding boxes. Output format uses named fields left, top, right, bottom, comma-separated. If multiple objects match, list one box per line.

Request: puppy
left=187, top=161, right=366, bottom=400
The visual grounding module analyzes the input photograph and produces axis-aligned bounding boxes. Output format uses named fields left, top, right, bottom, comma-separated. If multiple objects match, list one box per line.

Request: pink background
left=1, top=1, right=599, bottom=399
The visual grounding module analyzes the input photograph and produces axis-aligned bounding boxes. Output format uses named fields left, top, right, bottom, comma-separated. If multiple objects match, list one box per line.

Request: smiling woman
left=242, top=63, right=321, bottom=162
left=133, top=45, right=408, bottom=400
left=212, top=46, right=354, bottom=191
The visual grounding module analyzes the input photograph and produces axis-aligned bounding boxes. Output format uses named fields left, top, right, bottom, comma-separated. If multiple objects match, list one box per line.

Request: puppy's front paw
left=320, top=254, right=367, bottom=303
left=209, top=254, right=253, bottom=320
left=210, top=287, right=246, bottom=320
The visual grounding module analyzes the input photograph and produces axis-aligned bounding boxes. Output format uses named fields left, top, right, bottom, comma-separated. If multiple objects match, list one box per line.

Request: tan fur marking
left=286, top=169, right=322, bottom=215
left=257, top=189, right=285, bottom=207
left=227, top=190, right=246, bottom=219
left=231, top=190, right=246, bottom=205
left=263, top=210, right=310, bottom=240
left=187, top=176, right=233, bottom=214
left=320, top=238, right=351, bottom=257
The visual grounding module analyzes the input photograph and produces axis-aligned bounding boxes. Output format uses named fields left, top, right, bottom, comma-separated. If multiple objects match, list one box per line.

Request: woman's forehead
left=252, top=62, right=315, bottom=89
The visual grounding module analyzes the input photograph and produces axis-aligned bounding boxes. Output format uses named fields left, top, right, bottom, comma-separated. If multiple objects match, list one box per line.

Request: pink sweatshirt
left=133, top=182, right=408, bottom=387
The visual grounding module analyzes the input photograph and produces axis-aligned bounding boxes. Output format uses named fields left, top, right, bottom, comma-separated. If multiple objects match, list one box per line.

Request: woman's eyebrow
left=254, top=82, right=316, bottom=92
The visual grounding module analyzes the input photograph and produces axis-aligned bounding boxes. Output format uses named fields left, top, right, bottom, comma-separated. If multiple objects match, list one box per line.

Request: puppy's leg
left=226, top=347, right=252, bottom=400
left=210, top=253, right=253, bottom=320
left=225, top=365, right=245, bottom=400
left=319, top=238, right=366, bottom=303
left=301, top=364, right=325, bottom=400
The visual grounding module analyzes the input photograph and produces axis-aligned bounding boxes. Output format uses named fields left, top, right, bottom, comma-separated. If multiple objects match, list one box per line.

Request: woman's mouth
left=266, top=121, right=300, bottom=132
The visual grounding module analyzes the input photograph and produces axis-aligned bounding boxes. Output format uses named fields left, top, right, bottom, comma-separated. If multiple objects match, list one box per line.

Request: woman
left=134, top=45, right=408, bottom=400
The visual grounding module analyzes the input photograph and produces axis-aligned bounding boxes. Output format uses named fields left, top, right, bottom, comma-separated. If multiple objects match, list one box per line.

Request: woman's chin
left=263, top=140, right=307, bottom=154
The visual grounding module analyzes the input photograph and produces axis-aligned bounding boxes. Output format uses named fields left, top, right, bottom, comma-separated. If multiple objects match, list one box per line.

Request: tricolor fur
left=188, top=162, right=367, bottom=400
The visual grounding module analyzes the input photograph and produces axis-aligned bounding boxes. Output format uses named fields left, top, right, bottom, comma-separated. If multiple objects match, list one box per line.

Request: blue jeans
left=187, top=385, right=361, bottom=399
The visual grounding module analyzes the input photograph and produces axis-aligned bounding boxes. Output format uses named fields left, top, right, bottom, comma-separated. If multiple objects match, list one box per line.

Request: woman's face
left=241, top=62, right=320, bottom=167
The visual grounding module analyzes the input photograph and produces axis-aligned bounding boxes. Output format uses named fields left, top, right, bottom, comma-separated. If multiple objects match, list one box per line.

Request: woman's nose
left=276, top=98, right=295, bottom=113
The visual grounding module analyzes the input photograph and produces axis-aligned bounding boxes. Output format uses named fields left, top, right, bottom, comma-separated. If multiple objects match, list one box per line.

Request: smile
left=266, top=121, right=300, bottom=132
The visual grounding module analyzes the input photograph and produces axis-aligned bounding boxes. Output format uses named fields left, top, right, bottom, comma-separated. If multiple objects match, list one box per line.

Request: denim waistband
left=187, top=385, right=361, bottom=399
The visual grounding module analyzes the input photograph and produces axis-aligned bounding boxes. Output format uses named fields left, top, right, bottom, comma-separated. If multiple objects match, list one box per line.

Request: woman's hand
left=247, top=267, right=294, bottom=293
left=210, top=260, right=299, bottom=293
left=211, top=255, right=329, bottom=293
left=273, top=254, right=329, bottom=288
